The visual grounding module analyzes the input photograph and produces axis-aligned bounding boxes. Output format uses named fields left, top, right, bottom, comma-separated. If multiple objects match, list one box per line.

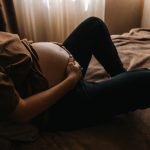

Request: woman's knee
left=85, top=16, right=104, bottom=24
left=84, top=16, right=110, bottom=36
left=86, top=16, right=107, bottom=27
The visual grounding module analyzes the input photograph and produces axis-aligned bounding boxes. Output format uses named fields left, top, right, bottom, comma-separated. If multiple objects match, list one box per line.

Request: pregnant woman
left=31, top=42, right=72, bottom=87
left=1, top=17, right=150, bottom=132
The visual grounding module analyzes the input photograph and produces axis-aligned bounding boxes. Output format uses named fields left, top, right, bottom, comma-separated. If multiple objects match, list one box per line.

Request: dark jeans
left=45, top=17, right=150, bottom=131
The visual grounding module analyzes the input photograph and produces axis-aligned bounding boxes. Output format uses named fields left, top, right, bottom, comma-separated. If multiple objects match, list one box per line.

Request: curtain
left=13, top=0, right=105, bottom=42
left=0, top=0, right=6, bottom=31
left=1, top=0, right=18, bottom=33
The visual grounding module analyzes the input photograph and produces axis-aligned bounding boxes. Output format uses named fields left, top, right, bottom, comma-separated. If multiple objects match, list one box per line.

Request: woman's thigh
left=84, top=68, right=150, bottom=117
left=45, top=69, right=150, bottom=131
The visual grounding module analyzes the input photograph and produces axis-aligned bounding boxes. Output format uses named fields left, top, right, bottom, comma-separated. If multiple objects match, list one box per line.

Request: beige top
left=0, top=32, right=49, bottom=143
left=0, top=32, right=50, bottom=119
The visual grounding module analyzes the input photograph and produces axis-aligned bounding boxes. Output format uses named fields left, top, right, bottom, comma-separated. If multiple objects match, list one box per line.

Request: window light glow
left=84, top=0, right=90, bottom=11
left=43, top=0, right=98, bottom=12
left=43, top=0, right=50, bottom=9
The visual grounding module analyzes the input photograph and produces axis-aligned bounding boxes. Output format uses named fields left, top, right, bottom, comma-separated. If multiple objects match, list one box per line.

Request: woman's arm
left=10, top=58, right=82, bottom=123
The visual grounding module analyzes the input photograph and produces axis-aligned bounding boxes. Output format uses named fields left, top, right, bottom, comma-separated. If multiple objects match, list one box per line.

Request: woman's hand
left=66, top=56, right=83, bottom=85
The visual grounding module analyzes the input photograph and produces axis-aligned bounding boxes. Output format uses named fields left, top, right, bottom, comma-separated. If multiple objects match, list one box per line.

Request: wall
left=141, top=0, right=150, bottom=28
left=105, top=0, right=143, bottom=34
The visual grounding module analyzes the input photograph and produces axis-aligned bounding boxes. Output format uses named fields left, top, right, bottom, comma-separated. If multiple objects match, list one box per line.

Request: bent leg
left=63, top=17, right=126, bottom=77
left=84, top=68, right=150, bottom=118
left=44, top=69, right=150, bottom=131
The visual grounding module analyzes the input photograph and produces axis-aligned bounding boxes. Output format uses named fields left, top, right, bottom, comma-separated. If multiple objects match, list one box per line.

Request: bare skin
left=31, top=42, right=70, bottom=87
left=10, top=42, right=82, bottom=123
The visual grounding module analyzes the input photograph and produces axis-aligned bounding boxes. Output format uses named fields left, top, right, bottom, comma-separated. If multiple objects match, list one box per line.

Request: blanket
left=86, top=28, right=150, bottom=82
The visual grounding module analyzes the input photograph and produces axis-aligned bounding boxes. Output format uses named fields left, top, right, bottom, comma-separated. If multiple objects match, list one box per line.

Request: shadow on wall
left=141, top=0, right=150, bottom=28
left=0, top=2, right=6, bottom=31
left=105, top=0, right=143, bottom=34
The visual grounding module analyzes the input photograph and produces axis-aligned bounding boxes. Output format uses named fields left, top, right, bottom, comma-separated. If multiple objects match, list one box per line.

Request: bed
left=1, top=28, right=150, bottom=150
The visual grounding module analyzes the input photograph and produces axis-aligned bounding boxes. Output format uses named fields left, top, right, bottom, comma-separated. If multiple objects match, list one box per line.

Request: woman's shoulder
left=0, top=32, right=32, bottom=80
left=0, top=32, right=48, bottom=97
left=0, top=32, right=32, bottom=66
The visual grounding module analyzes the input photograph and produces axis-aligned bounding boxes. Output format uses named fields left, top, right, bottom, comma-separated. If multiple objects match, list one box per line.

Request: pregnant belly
left=31, top=42, right=70, bottom=87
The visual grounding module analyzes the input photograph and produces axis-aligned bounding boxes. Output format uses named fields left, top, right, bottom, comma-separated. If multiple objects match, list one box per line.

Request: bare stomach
left=31, top=42, right=70, bottom=87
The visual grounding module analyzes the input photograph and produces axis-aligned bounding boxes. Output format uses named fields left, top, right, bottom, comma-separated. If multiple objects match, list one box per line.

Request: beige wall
left=141, top=0, right=150, bottom=28
left=105, top=0, right=143, bottom=34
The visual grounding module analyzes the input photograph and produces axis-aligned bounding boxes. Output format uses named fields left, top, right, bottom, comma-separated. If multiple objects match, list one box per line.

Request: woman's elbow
left=10, top=99, right=31, bottom=124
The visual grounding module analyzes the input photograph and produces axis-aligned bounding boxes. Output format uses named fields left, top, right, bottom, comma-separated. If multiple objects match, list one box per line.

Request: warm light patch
left=44, top=0, right=91, bottom=11
left=84, top=0, right=90, bottom=11
left=43, top=0, right=50, bottom=9
left=13, top=0, right=105, bottom=42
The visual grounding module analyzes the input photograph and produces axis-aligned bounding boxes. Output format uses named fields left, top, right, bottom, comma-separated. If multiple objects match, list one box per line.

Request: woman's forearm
left=10, top=76, right=77, bottom=123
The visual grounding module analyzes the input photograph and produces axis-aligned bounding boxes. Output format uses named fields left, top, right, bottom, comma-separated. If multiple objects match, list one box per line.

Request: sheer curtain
left=1, top=0, right=18, bottom=32
left=13, top=0, right=105, bottom=42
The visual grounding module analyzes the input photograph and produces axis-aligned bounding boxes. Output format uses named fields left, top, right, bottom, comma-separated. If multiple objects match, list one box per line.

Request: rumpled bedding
left=86, top=28, right=150, bottom=82
left=2, top=28, right=150, bottom=150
